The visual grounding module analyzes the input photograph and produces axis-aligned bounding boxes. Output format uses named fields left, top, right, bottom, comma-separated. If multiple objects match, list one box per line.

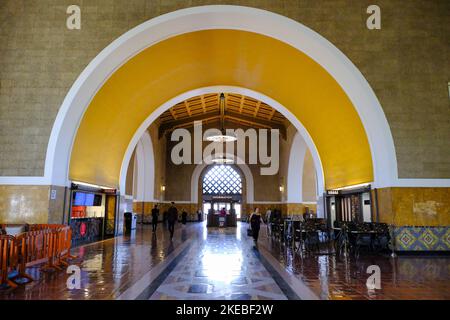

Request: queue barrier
left=0, top=224, right=76, bottom=289
left=0, top=235, right=19, bottom=288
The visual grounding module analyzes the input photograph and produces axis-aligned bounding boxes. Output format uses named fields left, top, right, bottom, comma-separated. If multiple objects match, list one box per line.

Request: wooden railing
left=0, top=224, right=76, bottom=289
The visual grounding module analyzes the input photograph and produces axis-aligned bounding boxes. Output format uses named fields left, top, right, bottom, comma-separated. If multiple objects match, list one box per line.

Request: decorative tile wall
left=394, top=226, right=450, bottom=251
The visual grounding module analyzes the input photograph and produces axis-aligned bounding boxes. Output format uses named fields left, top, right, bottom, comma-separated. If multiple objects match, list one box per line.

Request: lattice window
left=202, top=165, right=242, bottom=195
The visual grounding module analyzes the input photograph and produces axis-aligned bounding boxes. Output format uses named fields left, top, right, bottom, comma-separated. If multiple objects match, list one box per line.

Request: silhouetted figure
left=197, top=208, right=202, bottom=222
left=151, top=204, right=159, bottom=232
left=181, top=210, right=188, bottom=225
left=303, top=212, right=308, bottom=221
left=167, top=202, right=178, bottom=240
left=249, top=207, right=264, bottom=245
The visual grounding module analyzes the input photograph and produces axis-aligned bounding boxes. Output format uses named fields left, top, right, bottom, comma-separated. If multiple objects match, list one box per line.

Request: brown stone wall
left=0, top=0, right=448, bottom=179
left=164, top=123, right=281, bottom=202
left=302, top=150, right=317, bottom=202
left=279, top=125, right=297, bottom=202
left=47, top=185, right=68, bottom=224
left=149, top=124, right=166, bottom=201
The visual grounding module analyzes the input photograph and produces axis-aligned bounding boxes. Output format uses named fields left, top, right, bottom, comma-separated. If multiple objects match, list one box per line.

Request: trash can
left=124, top=212, right=136, bottom=232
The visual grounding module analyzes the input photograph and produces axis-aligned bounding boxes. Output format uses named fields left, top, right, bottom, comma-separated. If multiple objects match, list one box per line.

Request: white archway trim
left=287, top=132, right=308, bottom=203
left=133, top=131, right=156, bottom=202
left=118, top=86, right=325, bottom=195
left=47, top=5, right=396, bottom=189
left=190, top=153, right=254, bottom=204
left=2, top=5, right=448, bottom=189
left=132, top=153, right=138, bottom=198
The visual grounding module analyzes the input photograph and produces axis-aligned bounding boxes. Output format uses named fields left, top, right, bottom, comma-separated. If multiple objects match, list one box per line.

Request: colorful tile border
left=393, top=226, right=450, bottom=251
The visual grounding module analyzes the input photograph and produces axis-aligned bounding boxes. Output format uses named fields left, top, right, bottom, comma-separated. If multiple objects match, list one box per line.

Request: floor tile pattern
left=1, top=222, right=449, bottom=300
left=260, top=232, right=450, bottom=300
left=149, top=227, right=287, bottom=300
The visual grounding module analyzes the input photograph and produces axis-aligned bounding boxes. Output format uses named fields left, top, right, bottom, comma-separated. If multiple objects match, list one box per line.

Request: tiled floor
left=0, top=223, right=193, bottom=300
left=258, top=230, right=450, bottom=300
left=1, top=222, right=449, bottom=300
left=148, top=226, right=287, bottom=300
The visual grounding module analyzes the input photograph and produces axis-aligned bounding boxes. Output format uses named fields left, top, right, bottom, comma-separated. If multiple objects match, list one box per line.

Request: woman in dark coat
left=249, top=207, right=264, bottom=244
left=151, top=204, right=159, bottom=232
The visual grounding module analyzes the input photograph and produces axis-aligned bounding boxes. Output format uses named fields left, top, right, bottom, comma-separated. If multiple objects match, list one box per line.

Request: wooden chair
left=0, top=235, right=19, bottom=289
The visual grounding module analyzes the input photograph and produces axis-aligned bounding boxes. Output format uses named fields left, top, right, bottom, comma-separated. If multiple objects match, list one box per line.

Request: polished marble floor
left=1, top=222, right=449, bottom=300
left=148, top=226, right=287, bottom=300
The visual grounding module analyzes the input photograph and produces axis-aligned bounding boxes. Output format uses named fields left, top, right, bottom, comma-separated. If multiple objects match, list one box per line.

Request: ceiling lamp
left=211, top=156, right=234, bottom=164
left=205, top=93, right=237, bottom=142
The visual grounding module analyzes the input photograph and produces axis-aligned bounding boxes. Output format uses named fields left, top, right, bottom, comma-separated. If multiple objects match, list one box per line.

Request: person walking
left=249, top=207, right=264, bottom=245
left=181, top=210, right=188, bottom=226
left=151, top=204, right=159, bottom=232
left=167, top=202, right=178, bottom=240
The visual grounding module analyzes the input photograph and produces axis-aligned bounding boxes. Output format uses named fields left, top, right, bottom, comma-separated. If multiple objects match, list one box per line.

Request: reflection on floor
left=149, top=226, right=287, bottom=300
left=1, top=222, right=449, bottom=300
left=258, top=228, right=450, bottom=300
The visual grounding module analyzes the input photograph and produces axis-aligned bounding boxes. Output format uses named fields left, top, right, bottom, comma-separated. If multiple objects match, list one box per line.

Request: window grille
left=202, top=165, right=242, bottom=195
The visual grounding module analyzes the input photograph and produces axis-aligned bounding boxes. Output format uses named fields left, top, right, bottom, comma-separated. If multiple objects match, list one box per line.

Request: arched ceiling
left=69, top=29, right=373, bottom=190
left=156, top=93, right=288, bottom=138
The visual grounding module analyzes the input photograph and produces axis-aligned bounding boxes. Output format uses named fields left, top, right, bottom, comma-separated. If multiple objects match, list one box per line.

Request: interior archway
left=287, top=132, right=308, bottom=203
left=133, top=131, right=156, bottom=202
left=46, top=5, right=398, bottom=192
left=191, top=153, right=254, bottom=204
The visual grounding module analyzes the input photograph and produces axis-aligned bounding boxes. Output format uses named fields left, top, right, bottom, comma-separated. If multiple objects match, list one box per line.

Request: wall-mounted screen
left=85, top=193, right=95, bottom=206
left=73, top=192, right=86, bottom=206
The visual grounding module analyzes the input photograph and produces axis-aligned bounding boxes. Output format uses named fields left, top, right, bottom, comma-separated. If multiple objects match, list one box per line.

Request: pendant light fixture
left=205, top=93, right=237, bottom=143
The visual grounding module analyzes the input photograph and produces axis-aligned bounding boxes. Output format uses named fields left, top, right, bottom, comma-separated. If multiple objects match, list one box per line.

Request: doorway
left=202, top=164, right=243, bottom=220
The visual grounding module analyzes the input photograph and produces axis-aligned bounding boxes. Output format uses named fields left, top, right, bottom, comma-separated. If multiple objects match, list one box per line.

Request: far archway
left=201, top=164, right=244, bottom=219
left=132, top=131, right=156, bottom=202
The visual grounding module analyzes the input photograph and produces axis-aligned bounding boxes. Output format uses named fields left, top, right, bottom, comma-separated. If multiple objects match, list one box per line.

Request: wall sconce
left=161, top=185, right=165, bottom=192
left=279, top=185, right=284, bottom=192
left=448, top=82, right=450, bottom=99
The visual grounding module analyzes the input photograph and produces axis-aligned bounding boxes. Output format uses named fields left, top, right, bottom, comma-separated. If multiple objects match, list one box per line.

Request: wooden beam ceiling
left=157, top=93, right=288, bottom=138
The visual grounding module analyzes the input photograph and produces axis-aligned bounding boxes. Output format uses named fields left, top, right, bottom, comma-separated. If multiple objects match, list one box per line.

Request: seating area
left=268, top=216, right=392, bottom=257
left=0, top=224, right=75, bottom=289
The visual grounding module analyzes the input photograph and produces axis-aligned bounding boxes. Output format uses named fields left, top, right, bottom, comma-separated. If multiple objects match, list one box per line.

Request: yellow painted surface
left=243, top=203, right=318, bottom=218
left=0, top=185, right=50, bottom=224
left=285, top=203, right=318, bottom=216
left=70, top=30, right=373, bottom=189
left=376, top=187, right=450, bottom=226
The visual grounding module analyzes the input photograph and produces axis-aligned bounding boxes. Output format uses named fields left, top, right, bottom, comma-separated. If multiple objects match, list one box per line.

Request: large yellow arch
left=70, top=29, right=373, bottom=190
